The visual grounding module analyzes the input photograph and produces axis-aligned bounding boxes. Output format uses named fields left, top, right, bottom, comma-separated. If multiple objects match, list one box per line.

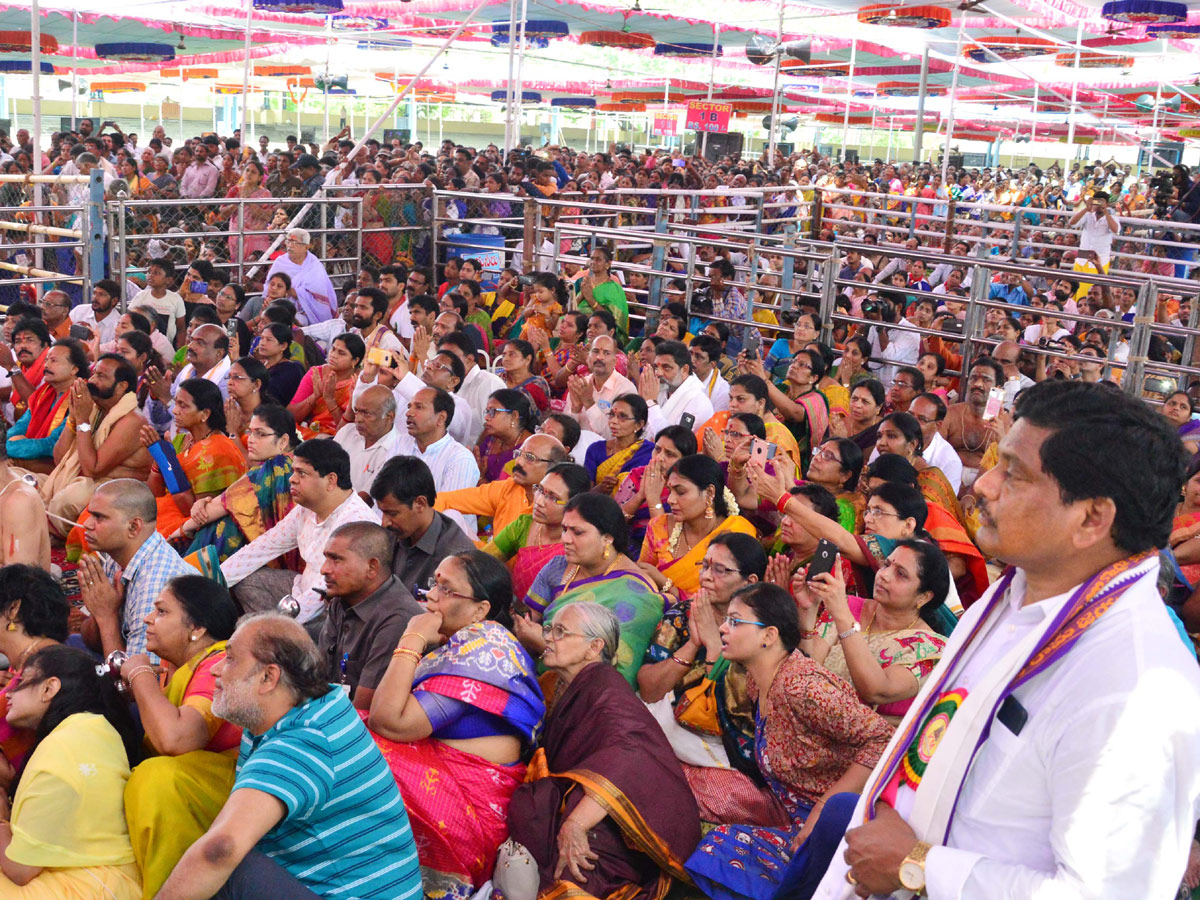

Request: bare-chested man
left=940, top=355, right=1009, bottom=493
left=0, top=431, right=50, bottom=569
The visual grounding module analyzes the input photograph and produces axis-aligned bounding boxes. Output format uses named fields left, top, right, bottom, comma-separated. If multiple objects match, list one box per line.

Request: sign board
left=652, top=114, right=678, bottom=137
left=685, top=100, right=732, bottom=134
left=445, top=233, right=505, bottom=273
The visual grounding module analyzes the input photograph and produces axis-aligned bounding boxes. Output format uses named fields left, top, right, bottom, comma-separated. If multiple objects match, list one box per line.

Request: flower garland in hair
left=667, top=488, right=742, bottom=557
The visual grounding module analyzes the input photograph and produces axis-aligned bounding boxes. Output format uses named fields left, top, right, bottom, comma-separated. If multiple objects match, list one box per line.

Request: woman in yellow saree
left=583, top=394, right=654, bottom=495
left=874, top=411, right=968, bottom=526
left=638, top=455, right=756, bottom=601
left=122, top=576, right=241, bottom=900
left=142, top=379, right=247, bottom=543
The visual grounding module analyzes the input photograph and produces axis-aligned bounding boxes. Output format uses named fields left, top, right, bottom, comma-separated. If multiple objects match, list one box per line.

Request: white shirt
left=571, top=429, right=604, bottom=466
left=814, top=561, right=1200, bottom=900
left=871, top=319, right=920, bottom=386
left=334, top=424, right=402, bottom=497
left=69, top=305, right=119, bottom=345
left=220, top=491, right=381, bottom=622
left=459, top=365, right=506, bottom=417
left=922, top=430, right=963, bottom=494
left=699, top=368, right=730, bottom=413
left=173, top=355, right=231, bottom=400
left=388, top=298, right=414, bottom=340
left=129, top=288, right=186, bottom=341
left=564, top=369, right=636, bottom=439
left=1076, top=210, right=1116, bottom=267
left=646, top=373, right=715, bottom=438
left=394, top=430, right=480, bottom=536
left=353, top=372, right=480, bottom=447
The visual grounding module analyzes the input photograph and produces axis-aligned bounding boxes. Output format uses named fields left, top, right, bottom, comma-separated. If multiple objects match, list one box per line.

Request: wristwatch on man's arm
left=899, top=841, right=932, bottom=893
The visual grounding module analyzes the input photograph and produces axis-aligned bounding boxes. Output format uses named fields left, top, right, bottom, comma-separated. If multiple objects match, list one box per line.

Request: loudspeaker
left=702, top=131, right=744, bottom=162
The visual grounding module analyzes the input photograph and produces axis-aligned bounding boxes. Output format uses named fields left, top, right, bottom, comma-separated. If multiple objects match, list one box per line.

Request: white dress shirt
left=388, top=298, right=413, bottom=339
left=571, top=429, right=604, bottom=466
left=353, top=372, right=480, bottom=447
left=922, top=429, right=963, bottom=494
left=459, top=365, right=507, bottom=418
left=335, top=423, right=402, bottom=496
left=814, top=560, right=1200, bottom=900
left=220, top=491, right=381, bottom=622
left=69, top=306, right=119, bottom=345
left=394, top=430, right=480, bottom=536
left=172, top=355, right=232, bottom=400
left=871, top=318, right=921, bottom=387
left=700, top=368, right=730, bottom=413
left=646, top=373, right=715, bottom=438
left=564, top=370, right=636, bottom=439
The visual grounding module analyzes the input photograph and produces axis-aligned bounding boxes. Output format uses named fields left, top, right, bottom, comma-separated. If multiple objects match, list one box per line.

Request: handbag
left=672, top=657, right=729, bottom=736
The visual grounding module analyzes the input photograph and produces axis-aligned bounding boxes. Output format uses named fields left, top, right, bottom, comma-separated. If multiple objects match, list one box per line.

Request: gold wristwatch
left=899, top=841, right=932, bottom=893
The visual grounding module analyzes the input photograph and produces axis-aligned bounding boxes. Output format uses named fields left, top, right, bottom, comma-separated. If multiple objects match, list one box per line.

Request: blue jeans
left=213, top=851, right=322, bottom=900
left=772, top=792, right=860, bottom=900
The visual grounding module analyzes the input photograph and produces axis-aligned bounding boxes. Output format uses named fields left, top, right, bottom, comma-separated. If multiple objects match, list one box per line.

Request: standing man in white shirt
left=1069, top=189, right=1119, bottom=271
left=336, top=385, right=400, bottom=500
left=867, top=295, right=920, bottom=387
left=221, top=439, right=380, bottom=632
left=689, top=335, right=730, bottom=413
left=807, top=380, right=1200, bottom=900
left=564, top=335, right=635, bottom=439
left=639, top=340, right=715, bottom=437
left=438, top=331, right=504, bottom=416
left=910, top=392, right=963, bottom=494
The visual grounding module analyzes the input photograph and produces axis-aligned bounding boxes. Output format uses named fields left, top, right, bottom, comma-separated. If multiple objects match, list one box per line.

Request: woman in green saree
left=575, top=246, right=629, bottom=338
left=521, top=493, right=665, bottom=687
left=182, top=405, right=298, bottom=572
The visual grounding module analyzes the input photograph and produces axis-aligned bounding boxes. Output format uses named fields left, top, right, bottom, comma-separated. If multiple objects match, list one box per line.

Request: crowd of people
left=0, top=122, right=1194, bottom=900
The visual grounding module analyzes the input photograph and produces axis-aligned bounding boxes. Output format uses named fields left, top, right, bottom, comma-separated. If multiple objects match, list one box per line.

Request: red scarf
left=23, top=383, right=67, bottom=439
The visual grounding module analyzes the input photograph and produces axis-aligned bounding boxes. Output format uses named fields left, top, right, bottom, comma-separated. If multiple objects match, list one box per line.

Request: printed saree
left=124, top=642, right=240, bottom=900
left=154, top=433, right=247, bottom=540
left=507, top=661, right=701, bottom=900
left=185, top=454, right=295, bottom=567
left=642, top=515, right=757, bottom=601
left=586, top=438, right=653, bottom=492
left=371, top=621, right=545, bottom=900
left=485, top=515, right=565, bottom=601
left=924, top=501, right=990, bottom=608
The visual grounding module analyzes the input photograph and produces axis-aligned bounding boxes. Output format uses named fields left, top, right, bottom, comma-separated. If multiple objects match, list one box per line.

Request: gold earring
left=705, top=502, right=715, bottom=519
left=5, top=623, right=16, bottom=632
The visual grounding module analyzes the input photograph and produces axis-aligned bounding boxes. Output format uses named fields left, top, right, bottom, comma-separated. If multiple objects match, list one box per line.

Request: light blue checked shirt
left=102, top=531, right=197, bottom=661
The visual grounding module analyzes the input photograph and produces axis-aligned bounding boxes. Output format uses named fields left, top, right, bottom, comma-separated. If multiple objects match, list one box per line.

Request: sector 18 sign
left=685, top=100, right=732, bottom=134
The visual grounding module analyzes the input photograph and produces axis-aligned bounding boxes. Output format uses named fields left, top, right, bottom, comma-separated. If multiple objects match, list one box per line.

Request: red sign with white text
left=652, top=114, right=678, bottom=136
left=685, top=100, right=732, bottom=134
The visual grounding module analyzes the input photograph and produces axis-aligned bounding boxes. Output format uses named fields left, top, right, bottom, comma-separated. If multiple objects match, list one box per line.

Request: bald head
left=95, top=479, right=157, bottom=524
left=329, top=521, right=394, bottom=568
left=189, top=323, right=230, bottom=371
left=588, top=334, right=619, bottom=380
left=236, top=612, right=328, bottom=704
left=994, top=340, right=1020, bottom=369
left=512, top=433, right=568, bottom=487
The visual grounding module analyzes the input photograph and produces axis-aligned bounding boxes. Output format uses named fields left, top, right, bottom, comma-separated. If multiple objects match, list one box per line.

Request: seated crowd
left=0, top=138, right=1193, bottom=900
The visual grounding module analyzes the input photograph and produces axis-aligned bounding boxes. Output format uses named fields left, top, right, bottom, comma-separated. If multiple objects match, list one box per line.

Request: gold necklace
left=14, top=637, right=50, bottom=671
left=561, top=556, right=618, bottom=593
left=862, top=608, right=922, bottom=637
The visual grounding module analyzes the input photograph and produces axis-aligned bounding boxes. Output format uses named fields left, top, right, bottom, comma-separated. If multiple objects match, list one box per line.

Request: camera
left=862, top=295, right=894, bottom=323
left=1152, top=171, right=1175, bottom=219
left=517, top=274, right=535, bottom=288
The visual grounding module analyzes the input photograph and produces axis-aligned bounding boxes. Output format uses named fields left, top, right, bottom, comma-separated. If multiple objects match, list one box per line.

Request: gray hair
left=557, top=601, right=620, bottom=664
left=287, top=227, right=311, bottom=246
left=238, top=612, right=330, bottom=703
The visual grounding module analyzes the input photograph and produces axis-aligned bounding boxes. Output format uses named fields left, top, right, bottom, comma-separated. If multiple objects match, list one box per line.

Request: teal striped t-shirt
left=234, top=687, right=422, bottom=900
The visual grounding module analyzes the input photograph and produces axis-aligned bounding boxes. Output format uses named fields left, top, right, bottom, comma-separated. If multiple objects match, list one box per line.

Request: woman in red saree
left=485, top=464, right=591, bottom=603
left=503, top=602, right=701, bottom=900
left=369, top=551, right=545, bottom=900
left=287, top=333, right=364, bottom=439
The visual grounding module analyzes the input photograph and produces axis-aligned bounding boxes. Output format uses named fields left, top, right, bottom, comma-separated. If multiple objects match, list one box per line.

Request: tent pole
left=766, top=0, right=784, bottom=168
left=512, top=0, right=529, bottom=150
left=1065, top=20, right=1082, bottom=157
left=913, top=44, right=929, bottom=162
left=31, top=0, right=42, bottom=296
left=70, top=9, right=78, bottom=129
left=840, top=38, right=856, bottom=160
left=700, top=24, right=720, bottom=159
left=241, top=0, right=252, bottom=135
left=503, top=0, right=518, bottom=153
left=940, top=15, right=966, bottom=185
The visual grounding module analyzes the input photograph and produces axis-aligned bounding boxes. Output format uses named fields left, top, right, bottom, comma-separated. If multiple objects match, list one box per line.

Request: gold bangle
left=397, top=634, right=427, bottom=653
left=391, top=647, right=423, bottom=664
left=125, top=666, right=157, bottom=685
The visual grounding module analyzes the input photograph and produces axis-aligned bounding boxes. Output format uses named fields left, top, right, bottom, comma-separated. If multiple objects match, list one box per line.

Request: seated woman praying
left=367, top=550, right=545, bottom=900
left=0, top=646, right=143, bottom=899
left=122, top=576, right=241, bottom=900
left=500, top=602, right=701, bottom=900
left=583, top=394, right=654, bottom=495
left=684, top=584, right=894, bottom=900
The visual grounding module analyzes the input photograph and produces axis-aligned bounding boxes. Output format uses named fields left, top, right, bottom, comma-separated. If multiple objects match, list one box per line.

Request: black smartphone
left=806, top=539, right=839, bottom=581
left=680, top=412, right=696, bottom=430
left=941, top=318, right=965, bottom=335
left=68, top=323, right=92, bottom=341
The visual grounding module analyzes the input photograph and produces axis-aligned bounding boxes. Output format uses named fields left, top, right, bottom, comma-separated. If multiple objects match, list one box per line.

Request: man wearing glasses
left=37, top=290, right=73, bottom=342
left=434, top=433, right=570, bottom=541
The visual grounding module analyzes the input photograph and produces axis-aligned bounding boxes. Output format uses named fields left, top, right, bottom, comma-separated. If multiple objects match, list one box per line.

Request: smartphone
left=941, top=318, right=965, bottom=335
left=744, top=328, right=762, bottom=359
left=750, top=437, right=777, bottom=465
left=68, top=323, right=92, bottom=340
left=983, top=386, right=1006, bottom=421
left=680, top=412, right=696, bottom=430
left=189, top=280, right=208, bottom=294
left=673, top=158, right=687, bottom=168
left=806, top=539, right=839, bottom=582
left=367, top=347, right=394, bottom=368
left=224, top=319, right=238, bottom=338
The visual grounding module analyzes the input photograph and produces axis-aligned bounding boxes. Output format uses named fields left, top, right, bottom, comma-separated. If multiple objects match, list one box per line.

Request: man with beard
left=816, top=380, right=1200, bottom=900
left=316, top=521, right=421, bottom=709
left=76, top=479, right=193, bottom=658
left=156, top=613, right=422, bottom=900
left=940, top=356, right=1008, bottom=492
left=335, top=384, right=400, bottom=499
left=7, top=338, right=89, bottom=475
left=433, top=433, right=568, bottom=541
left=370, top=455, right=474, bottom=592
left=69, top=278, right=122, bottom=344
left=640, top=340, right=715, bottom=436
left=40, top=354, right=151, bottom=537
left=173, top=323, right=232, bottom=399
left=564, top=335, right=636, bottom=439
left=348, top=286, right=404, bottom=354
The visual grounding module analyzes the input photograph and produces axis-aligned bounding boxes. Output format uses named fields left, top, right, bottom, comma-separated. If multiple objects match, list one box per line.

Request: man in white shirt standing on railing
left=1069, top=190, right=1118, bottom=289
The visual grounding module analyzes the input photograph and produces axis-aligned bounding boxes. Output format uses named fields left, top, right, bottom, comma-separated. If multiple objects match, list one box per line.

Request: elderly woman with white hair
left=262, top=227, right=338, bottom=325
left=499, top=602, right=702, bottom=900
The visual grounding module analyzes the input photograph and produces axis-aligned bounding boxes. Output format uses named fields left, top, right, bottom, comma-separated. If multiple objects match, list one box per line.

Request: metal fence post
left=809, top=192, right=824, bottom=241
left=647, top=204, right=668, bottom=314
left=428, top=186, right=442, bottom=282
left=817, top=246, right=838, bottom=346
left=1123, top=279, right=1157, bottom=396
left=945, top=198, right=956, bottom=247
left=1009, top=213, right=1022, bottom=260
left=780, top=225, right=796, bottom=305
left=85, top=169, right=104, bottom=298
left=522, top=198, right=537, bottom=274
left=116, top=197, right=129, bottom=312
left=959, top=263, right=990, bottom=374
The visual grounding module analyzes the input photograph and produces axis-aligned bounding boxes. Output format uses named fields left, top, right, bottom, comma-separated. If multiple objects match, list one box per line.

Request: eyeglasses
left=514, top=450, right=554, bottom=465
left=418, top=578, right=479, bottom=605
left=812, top=447, right=841, bottom=464
left=542, top=623, right=588, bottom=641
left=607, top=410, right=636, bottom=422
left=721, top=615, right=767, bottom=628
left=697, top=559, right=742, bottom=577
left=721, top=429, right=750, bottom=441
left=912, top=415, right=938, bottom=426
left=484, top=407, right=515, bottom=419
left=863, top=506, right=903, bottom=520
left=533, top=483, right=567, bottom=506
left=891, top=380, right=916, bottom=390
left=791, top=362, right=813, bottom=371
